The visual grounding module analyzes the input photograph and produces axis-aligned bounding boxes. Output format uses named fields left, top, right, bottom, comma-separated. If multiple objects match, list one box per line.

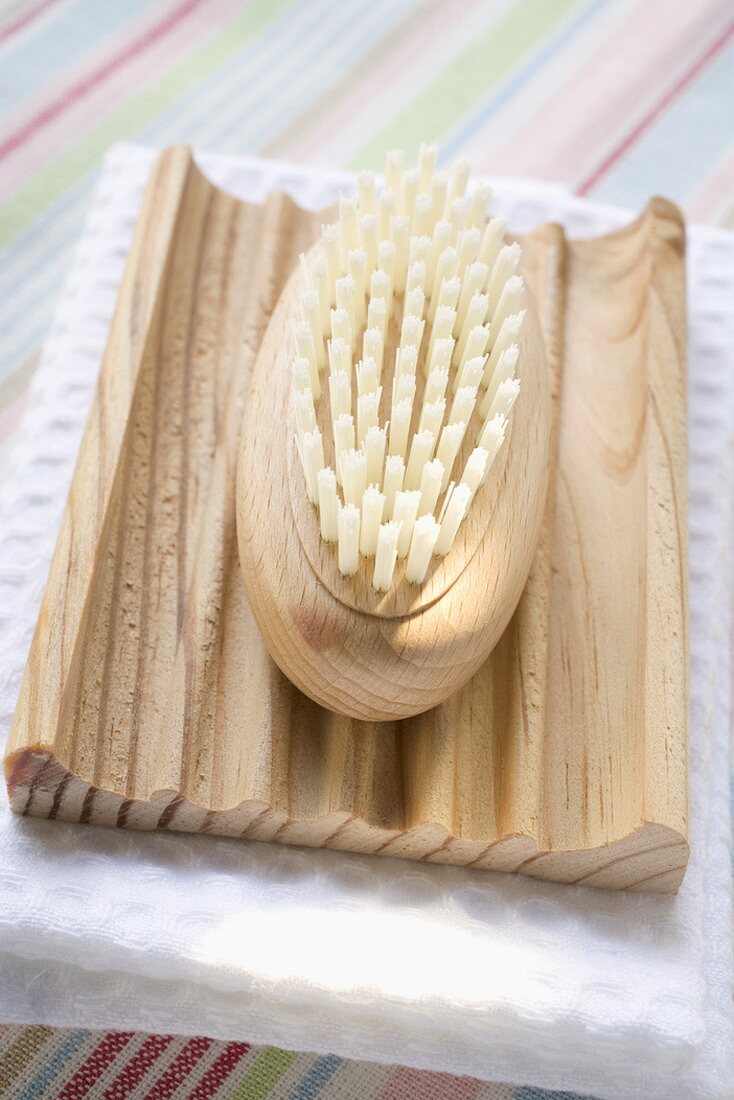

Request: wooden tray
left=4, top=147, right=689, bottom=893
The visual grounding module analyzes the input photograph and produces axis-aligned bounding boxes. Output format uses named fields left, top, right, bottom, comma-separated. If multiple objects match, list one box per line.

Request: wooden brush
left=237, top=146, right=551, bottom=721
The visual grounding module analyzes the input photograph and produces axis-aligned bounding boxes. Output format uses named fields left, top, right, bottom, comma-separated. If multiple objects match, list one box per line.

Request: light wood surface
left=4, top=148, right=689, bottom=892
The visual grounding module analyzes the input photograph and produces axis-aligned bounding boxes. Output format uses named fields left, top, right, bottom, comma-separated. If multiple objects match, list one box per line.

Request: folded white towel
left=0, top=145, right=731, bottom=1100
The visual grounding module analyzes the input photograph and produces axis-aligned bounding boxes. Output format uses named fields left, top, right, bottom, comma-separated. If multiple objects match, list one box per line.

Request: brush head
left=292, top=147, right=523, bottom=594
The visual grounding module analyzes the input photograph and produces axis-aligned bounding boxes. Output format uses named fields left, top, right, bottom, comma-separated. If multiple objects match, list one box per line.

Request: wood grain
left=3, top=148, right=689, bottom=892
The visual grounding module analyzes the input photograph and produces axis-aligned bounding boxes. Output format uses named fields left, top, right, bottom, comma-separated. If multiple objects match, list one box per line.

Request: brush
left=237, top=146, right=551, bottom=721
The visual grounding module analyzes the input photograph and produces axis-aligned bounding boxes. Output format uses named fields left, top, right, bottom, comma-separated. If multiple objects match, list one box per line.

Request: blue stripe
left=439, top=0, right=611, bottom=161
left=289, top=1054, right=342, bottom=1098
left=16, top=1029, right=89, bottom=1100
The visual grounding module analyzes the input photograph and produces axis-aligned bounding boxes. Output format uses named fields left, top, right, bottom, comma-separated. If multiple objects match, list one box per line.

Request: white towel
left=0, top=145, right=731, bottom=1100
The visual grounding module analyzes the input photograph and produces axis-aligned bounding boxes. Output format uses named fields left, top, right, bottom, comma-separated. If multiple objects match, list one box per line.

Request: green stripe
left=351, top=0, right=583, bottom=168
left=229, top=1047, right=298, bottom=1099
left=0, top=0, right=291, bottom=246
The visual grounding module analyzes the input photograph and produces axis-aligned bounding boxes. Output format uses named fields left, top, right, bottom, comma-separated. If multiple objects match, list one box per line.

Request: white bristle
left=338, top=502, right=360, bottom=575
left=481, top=345, right=519, bottom=417
left=362, top=327, right=384, bottom=380
left=400, top=314, right=424, bottom=353
left=485, top=310, right=524, bottom=382
left=383, top=454, right=405, bottom=515
left=328, top=336, right=350, bottom=377
left=445, top=156, right=470, bottom=210
left=296, top=427, right=324, bottom=504
left=390, top=216, right=410, bottom=292
left=356, top=356, right=378, bottom=396
left=405, top=429, right=435, bottom=491
left=359, top=214, right=378, bottom=274
left=357, top=170, right=376, bottom=215
left=293, top=387, right=316, bottom=436
left=454, top=293, right=488, bottom=372
left=469, top=182, right=492, bottom=227
left=336, top=274, right=356, bottom=342
left=425, top=365, right=449, bottom=405
left=385, top=150, right=404, bottom=195
left=427, top=221, right=452, bottom=293
left=405, top=285, right=425, bottom=320
left=429, top=246, right=458, bottom=318
left=491, top=274, right=524, bottom=332
left=341, top=449, right=367, bottom=507
left=379, top=188, right=396, bottom=240
left=299, top=293, right=324, bottom=371
left=318, top=467, right=339, bottom=541
left=455, top=355, right=486, bottom=394
left=364, top=424, right=387, bottom=487
left=393, top=490, right=421, bottom=556
left=456, top=262, right=488, bottom=329
left=487, top=243, right=521, bottom=305
left=478, top=413, right=506, bottom=457
left=360, top=485, right=386, bottom=556
left=461, top=447, right=489, bottom=496
left=322, top=224, right=341, bottom=299
left=357, top=388, right=381, bottom=445
left=366, top=296, right=387, bottom=341
left=436, top=421, right=466, bottom=491
left=419, top=397, right=445, bottom=441
left=373, top=521, right=400, bottom=591
left=339, top=196, right=358, bottom=259
left=291, top=356, right=311, bottom=394
left=486, top=376, right=521, bottom=422
left=330, top=307, right=351, bottom=349
left=293, top=323, right=320, bottom=396
left=427, top=336, right=454, bottom=377
left=388, top=399, right=412, bottom=458
left=413, top=193, right=433, bottom=237
left=328, top=369, right=351, bottom=423
left=418, top=457, right=444, bottom=517
left=348, top=249, right=367, bottom=331
left=407, top=260, right=427, bottom=295
left=291, top=148, right=524, bottom=590
left=479, top=217, right=507, bottom=272
left=406, top=514, right=441, bottom=584
left=449, top=385, right=477, bottom=427
left=333, top=412, right=355, bottom=483
left=435, top=483, right=471, bottom=556
left=417, top=142, right=438, bottom=191
left=431, top=173, right=448, bottom=224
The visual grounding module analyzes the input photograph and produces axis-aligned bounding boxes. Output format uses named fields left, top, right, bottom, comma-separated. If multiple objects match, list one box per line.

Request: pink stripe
left=578, top=17, right=734, bottom=194
left=185, top=1042, right=250, bottom=1099
left=686, top=142, right=734, bottom=220
left=379, top=1067, right=485, bottom=1100
left=0, top=0, right=60, bottom=45
left=0, top=0, right=204, bottom=165
left=142, top=1037, right=214, bottom=1100
left=102, top=1034, right=175, bottom=1100
left=472, top=0, right=727, bottom=183
left=56, top=1032, right=135, bottom=1100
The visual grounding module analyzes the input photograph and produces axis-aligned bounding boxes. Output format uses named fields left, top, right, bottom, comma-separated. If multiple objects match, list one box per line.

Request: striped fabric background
left=1, top=0, right=732, bottom=1096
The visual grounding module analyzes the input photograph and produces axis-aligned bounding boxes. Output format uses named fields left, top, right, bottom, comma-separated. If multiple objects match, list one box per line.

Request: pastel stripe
left=352, top=0, right=584, bottom=167
left=0, top=0, right=60, bottom=46
left=230, top=1047, right=298, bottom=1099
left=579, top=16, right=734, bottom=195
left=688, top=143, right=734, bottom=220
left=16, top=1030, right=89, bottom=1100
left=0, top=1026, right=54, bottom=1095
left=289, top=1054, right=342, bottom=1097
left=379, top=1067, right=486, bottom=1099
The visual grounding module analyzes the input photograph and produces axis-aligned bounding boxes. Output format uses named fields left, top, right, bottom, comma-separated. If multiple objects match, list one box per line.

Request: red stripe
left=142, top=1037, right=214, bottom=1100
left=56, top=1032, right=135, bottom=1100
left=577, top=18, right=734, bottom=195
left=185, top=1042, right=251, bottom=1099
left=0, top=0, right=204, bottom=165
left=0, top=0, right=60, bottom=45
left=102, top=1034, right=175, bottom=1100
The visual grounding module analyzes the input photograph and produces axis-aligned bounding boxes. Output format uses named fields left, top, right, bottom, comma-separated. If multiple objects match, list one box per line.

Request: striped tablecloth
left=1, top=1, right=733, bottom=1097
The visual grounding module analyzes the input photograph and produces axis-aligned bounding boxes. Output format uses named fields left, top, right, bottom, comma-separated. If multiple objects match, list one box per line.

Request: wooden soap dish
left=4, top=148, right=689, bottom=893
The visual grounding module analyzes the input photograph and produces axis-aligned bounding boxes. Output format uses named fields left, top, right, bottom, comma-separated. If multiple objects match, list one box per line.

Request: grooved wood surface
left=4, top=147, right=689, bottom=892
